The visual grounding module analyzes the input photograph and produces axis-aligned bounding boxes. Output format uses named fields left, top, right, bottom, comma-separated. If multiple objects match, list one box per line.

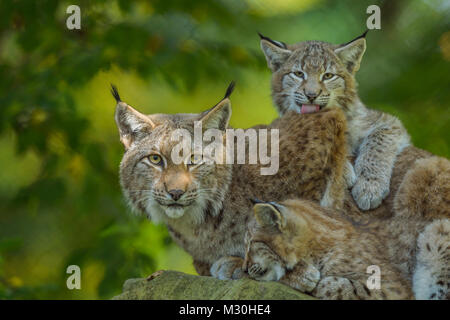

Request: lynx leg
left=280, top=262, right=320, bottom=293
left=210, top=256, right=246, bottom=280
left=413, top=219, right=450, bottom=300
left=312, top=275, right=410, bottom=300
left=344, top=159, right=357, bottom=188
left=352, top=123, right=409, bottom=211
left=193, top=260, right=211, bottom=276
left=312, top=276, right=364, bottom=300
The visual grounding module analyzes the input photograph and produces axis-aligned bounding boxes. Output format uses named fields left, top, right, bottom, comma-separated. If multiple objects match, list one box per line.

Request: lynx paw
left=296, top=264, right=320, bottom=293
left=313, top=276, right=355, bottom=300
left=344, top=160, right=357, bottom=188
left=351, top=177, right=389, bottom=211
left=248, top=263, right=264, bottom=277
left=210, top=256, right=246, bottom=280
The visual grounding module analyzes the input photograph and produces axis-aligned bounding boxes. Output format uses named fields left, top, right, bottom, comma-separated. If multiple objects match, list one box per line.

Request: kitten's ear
left=111, top=85, right=155, bottom=149
left=259, top=33, right=291, bottom=72
left=199, top=81, right=234, bottom=131
left=334, top=31, right=368, bottom=74
left=253, top=202, right=285, bottom=229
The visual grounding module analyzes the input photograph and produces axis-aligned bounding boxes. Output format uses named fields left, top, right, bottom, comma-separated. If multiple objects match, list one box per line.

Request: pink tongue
left=301, top=104, right=320, bottom=114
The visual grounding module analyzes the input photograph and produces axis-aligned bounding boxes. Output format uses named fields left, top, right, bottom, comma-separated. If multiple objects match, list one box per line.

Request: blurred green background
left=0, top=0, right=448, bottom=299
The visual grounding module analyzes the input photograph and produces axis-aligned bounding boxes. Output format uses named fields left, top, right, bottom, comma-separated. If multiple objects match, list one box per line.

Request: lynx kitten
left=259, top=31, right=410, bottom=210
left=243, top=199, right=413, bottom=299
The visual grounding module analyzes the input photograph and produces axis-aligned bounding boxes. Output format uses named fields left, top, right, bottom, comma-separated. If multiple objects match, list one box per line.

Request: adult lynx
left=113, top=83, right=348, bottom=278
left=259, top=32, right=410, bottom=211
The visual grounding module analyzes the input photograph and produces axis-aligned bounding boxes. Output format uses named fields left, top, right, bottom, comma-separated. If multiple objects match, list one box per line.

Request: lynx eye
left=323, top=73, right=334, bottom=80
left=148, top=154, right=163, bottom=166
left=293, top=71, right=304, bottom=78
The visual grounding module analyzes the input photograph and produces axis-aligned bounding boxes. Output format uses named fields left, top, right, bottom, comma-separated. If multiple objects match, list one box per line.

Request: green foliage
left=0, top=0, right=448, bottom=299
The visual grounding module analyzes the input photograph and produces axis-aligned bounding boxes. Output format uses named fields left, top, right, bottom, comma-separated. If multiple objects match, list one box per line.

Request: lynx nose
left=168, top=189, right=185, bottom=201
left=304, top=90, right=321, bottom=102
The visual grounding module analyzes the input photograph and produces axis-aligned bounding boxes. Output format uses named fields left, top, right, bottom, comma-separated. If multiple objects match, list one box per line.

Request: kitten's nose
left=304, top=90, right=321, bottom=102
left=168, top=189, right=185, bottom=201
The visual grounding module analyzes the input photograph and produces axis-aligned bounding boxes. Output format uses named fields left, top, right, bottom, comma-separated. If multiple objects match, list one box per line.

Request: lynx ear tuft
left=110, top=84, right=121, bottom=103
left=361, top=29, right=369, bottom=38
left=223, top=81, right=235, bottom=100
left=260, top=35, right=291, bottom=72
left=258, top=32, right=288, bottom=49
left=199, top=83, right=234, bottom=131
left=250, top=198, right=264, bottom=205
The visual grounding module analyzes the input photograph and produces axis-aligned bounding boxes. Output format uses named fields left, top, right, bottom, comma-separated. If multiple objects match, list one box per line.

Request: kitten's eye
left=323, top=73, right=334, bottom=80
left=293, top=71, right=304, bottom=78
left=148, top=154, right=163, bottom=166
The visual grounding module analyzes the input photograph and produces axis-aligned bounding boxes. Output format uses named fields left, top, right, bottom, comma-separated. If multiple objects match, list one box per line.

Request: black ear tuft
left=258, top=32, right=267, bottom=40
left=258, top=32, right=287, bottom=49
left=250, top=198, right=264, bottom=205
left=223, top=81, right=236, bottom=100
left=361, top=29, right=369, bottom=38
left=110, top=84, right=121, bottom=103
left=341, top=29, right=369, bottom=47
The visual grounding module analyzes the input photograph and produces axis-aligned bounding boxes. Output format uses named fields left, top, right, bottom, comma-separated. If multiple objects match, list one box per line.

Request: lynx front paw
left=299, top=264, right=321, bottom=292
left=313, top=276, right=356, bottom=300
left=280, top=263, right=320, bottom=293
left=210, top=256, right=246, bottom=280
left=351, top=177, right=390, bottom=211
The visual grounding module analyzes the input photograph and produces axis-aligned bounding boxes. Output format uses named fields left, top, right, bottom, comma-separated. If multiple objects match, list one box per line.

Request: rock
left=112, top=270, right=314, bottom=300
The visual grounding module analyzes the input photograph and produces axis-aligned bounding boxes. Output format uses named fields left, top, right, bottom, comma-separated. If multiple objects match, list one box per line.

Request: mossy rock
left=112, top=270, right=314, bottom=300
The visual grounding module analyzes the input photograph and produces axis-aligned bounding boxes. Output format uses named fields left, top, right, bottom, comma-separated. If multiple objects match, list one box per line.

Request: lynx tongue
left=301, top=104, right=320, bottom=114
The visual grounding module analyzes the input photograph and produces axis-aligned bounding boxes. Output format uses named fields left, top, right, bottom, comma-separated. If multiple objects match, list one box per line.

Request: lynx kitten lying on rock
left=243, top=199, right=413, bottom=299
left=259, top=31, right=410, bottom=210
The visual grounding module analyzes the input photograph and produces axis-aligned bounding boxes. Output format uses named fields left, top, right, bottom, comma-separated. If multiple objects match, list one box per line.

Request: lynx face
left=260, top=33, right=366, bottom=115
left=114, top=86, right=233, bottom=225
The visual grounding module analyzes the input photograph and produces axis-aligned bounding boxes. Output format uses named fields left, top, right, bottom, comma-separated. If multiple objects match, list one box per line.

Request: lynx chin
left=259, top=31, right=411, bottom=210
